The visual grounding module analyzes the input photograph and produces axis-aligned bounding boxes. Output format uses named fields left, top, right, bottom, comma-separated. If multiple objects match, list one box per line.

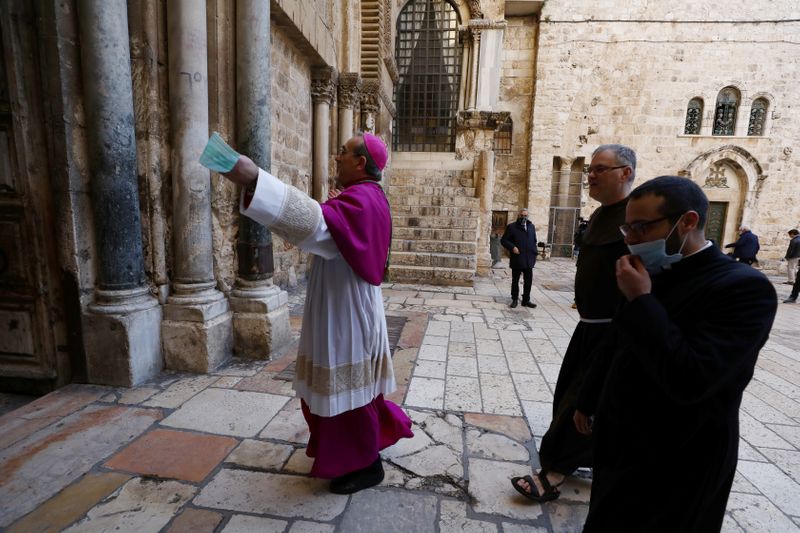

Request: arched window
left=684, top=98, right=703, bottom=135
left=393, top=0, right=462, bottom=152
left=712, top=87, right=739, bottom=136
left=747, top=98, right=768, bottom=136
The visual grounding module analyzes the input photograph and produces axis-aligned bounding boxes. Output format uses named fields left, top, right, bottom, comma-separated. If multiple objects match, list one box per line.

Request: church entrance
left=706, top=202, right=728, bottom=248
left=0, top=2, right=71, bottom=393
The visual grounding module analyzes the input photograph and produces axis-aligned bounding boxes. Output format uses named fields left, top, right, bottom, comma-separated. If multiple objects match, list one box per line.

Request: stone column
left=468, top=27, right=481, bottom=110
left=162, top=0, right=232, bottom=373
left=360, top=79, right=381, bottom=133
left=338, top=73, right=361, bottom=146
left=558, top=157, right=573, bottom=207
left=475, top=149, right=496, bottom=275
left=77, top=0, right=162, bottom=387
left=311, top=67, right=336, bottom=201
left=228, top=0, right=290, bottom=359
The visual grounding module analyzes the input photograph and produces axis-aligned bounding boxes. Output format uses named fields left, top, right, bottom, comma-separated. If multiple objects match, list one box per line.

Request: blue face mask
left=627, top=217, right=688, bottom=273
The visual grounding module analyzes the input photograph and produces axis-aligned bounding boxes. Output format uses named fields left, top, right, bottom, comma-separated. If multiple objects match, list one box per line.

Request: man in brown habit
left=511, top=144, right=636, bottom=501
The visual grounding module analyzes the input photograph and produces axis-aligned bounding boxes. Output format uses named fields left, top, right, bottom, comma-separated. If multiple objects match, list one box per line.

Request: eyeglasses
left=587, top=165, right=627, bottom=175
left=619, top=217, right=670, bottom=236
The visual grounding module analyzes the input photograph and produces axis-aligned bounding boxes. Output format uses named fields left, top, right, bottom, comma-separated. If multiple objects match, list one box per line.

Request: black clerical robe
left=578, top=245, right=777, bottom=532
left=538, top=198, right=628, bottom=474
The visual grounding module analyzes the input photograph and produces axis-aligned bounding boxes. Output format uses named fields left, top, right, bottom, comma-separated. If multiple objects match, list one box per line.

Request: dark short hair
left=790, top=229, right=799, bottom=236
left=593, top=144, right=637, bottom=181
left=354, top=134, right=382, bottom=180
left=629, top=176, right=709, bottom=229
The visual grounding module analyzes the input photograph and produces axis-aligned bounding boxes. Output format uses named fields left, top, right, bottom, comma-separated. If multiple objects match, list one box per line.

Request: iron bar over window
left=493, top=115, right=512, bottom=154
left=684, top=98, right=703, bottom=135
left=713, top=87, right=739, bottom=136
left=748, top=98, right=768, bottom=136
left=393, top=0, right=461, bottom=152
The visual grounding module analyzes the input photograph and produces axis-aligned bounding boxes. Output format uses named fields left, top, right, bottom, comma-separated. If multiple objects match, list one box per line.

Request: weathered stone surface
left=390, top=445, right=463, bottom=479
left=222, top=514, right=287, bottom=532
left=465, top=413, right=532, bottom=442
left=417, top=412, right=463, bottom=452
left=736, top=460, right=800, bottom=516
left=226, top=439, right=293, bottom=470
left=5, top=472, right=130, bottom=533
left=161, top=388, right=288, bottom=437
left=143, top=375, right=219, bottom=408
left=0, top=405, right=161, bottom=527
left=382, top=425, right=433, bottom=459
left=468, top=458, right=543, bottom=520
left=466, top=429, right=529, bottom=461
left=338, top=490, right=438, bottom=533
left=194, top=469, right=347, bottom=520
left=260, top=397, right=310, bottom=443
left=405, top=377, right=445, bottom=409
left=164, top=508, right=223, bottom=533
left=502, top=524, right=549, bottom=533
left=105, top=428, right=237, bottom=482
left=725, top=492, right=799, bottom=532
left=439, top=500, right=498, bottom=533
left=117, top=387, right=159, bottom=405
left=63, top=478, right=195, bottom=532
left=288, top=520, right=336, bottom=533
left=284, top=448, right=314, bottom=474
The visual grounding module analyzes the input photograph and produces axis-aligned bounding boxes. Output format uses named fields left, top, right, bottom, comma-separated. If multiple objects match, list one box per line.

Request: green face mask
left=199, top=132, right=241, bottom=173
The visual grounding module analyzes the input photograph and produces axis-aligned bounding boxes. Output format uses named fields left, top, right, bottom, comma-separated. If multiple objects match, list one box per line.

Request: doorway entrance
left=707, top=202, right=728, bottom=248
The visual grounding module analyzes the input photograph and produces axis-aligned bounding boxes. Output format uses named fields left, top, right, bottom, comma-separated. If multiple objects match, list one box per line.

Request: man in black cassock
left=576, top=176, right=777, bottom=532
left=511, top=144, right=637, bottom=501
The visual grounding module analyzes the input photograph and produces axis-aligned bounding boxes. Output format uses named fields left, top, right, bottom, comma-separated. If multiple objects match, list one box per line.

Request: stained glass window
left=393, top=0, right=462, bottom=152
left=684, top=98, right=702, bottom=134
left=747, top=98, right=768, bottom=136
left=713, top=87, right=739, bottom=136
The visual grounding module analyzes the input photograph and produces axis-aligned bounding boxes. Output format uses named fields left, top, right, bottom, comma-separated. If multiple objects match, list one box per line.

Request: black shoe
left=784, top=281, right=795, bottom=285
left=522, top=302, right=537, bottom=308
left=510, top=300, right=518, bottom=308
left=784, top=298, right=797, bottom=304
left=330, top=458, right=384, bottom=494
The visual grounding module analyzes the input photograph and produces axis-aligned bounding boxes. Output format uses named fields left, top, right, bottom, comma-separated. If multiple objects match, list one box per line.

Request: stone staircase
left=386, top=171, right=480, bottom=286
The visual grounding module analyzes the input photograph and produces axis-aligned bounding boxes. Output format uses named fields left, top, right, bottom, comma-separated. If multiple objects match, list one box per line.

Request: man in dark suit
left=724, top=225, right=760, bottom=265
left=501, top=208, right=538, bottom=308
left=575, top=176, right=777, bottom=532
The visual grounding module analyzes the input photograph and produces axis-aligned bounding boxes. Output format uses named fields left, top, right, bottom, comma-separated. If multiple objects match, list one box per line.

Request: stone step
left=391, top=239, right=476, bottom=255
left=392, top=215, right=476, bottom=229
left=387, top=265, right=475, bottom=287
left=393, top=227, right=478, bottom=242
left=390, top=251, right=476, bottom=270
left=388, top=194, right=480, bottom=208
left=391, top=205, right=479, bottom=218
left=388, top=185, right=478, bottom=198
left=390, top=173, right=474, bottom=188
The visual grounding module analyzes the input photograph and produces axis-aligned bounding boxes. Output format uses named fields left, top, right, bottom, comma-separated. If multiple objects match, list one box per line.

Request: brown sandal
left=510, top=471, right=562, bottom=502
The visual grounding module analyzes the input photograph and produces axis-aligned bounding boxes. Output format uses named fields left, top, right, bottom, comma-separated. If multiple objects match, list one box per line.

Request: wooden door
left=707, top=201, right=728, bottom=248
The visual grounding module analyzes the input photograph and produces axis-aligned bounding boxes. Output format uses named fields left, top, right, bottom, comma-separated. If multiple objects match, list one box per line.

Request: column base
left=83, top=291, right=163, bottom=387
left=476, top=251, right=493, bottom=276
left=162, top=296, right=233, bottom=373
left=229, top=282, right=292, bottom=360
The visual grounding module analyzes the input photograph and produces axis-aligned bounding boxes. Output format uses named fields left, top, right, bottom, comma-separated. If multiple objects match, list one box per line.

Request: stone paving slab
left=164, top=508, right=223, bottom=533
left=338, top=489, right=438, bottom=533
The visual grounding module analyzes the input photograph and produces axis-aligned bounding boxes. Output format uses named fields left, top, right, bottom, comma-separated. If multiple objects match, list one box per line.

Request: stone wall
left=529, top=1, right=800, bottom=264
left=494, top=15, right=536, bottom=215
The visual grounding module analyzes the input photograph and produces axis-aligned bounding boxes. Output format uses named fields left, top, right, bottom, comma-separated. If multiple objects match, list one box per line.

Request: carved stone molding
left=360, top=79, right=381, bottom=114
left=456, top=110, right=510, bottom=131
left=311, top=66, right=337, bottom=104
left=468, top=19, right=507, bottom=31
left=468, top=0, right=483, bottom=19
left=338, top=72, right=362, bottom=109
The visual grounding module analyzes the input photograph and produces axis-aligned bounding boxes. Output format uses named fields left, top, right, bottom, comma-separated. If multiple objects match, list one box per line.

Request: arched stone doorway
left=680, top=146, right=765, bottom=249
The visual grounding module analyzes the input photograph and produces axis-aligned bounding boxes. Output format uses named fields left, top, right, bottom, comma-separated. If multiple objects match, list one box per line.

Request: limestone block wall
left=494, top=15, right=537, bottom=215
left=529, top=1, right=800, bottom=263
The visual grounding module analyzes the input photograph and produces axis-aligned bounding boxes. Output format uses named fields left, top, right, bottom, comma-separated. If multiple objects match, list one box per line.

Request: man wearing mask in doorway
left=501, top=208, right=538, bottom=308
left=575, top=176, right=777, bottom=532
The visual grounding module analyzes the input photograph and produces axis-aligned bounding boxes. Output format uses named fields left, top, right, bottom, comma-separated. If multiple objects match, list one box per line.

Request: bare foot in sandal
left=510, top=471, right=565, bottom=502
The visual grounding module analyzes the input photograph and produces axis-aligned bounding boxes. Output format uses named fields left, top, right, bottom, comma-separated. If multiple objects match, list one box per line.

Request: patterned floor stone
left=464, top=413, right=532, bottom=442
left=0, top=404, right=162, bottom=527
left=390, top=444, right=463, bottom=480
left=338, top=489, right=438, bottom=533
left=226, top=439, right=293, bottom=470
left=260, top=397, right=311, bottom=443
left=222, top=515, right=287, bottom=532
left=466, top=429, right=529, bottom=462
left=160, top=388, right=289, bottom=437
left=143, top=375, right=219, bottom=408
left=164, top=508, right=224, bottom=533
left=63, top=478, right=195, bottom=532
left=116, top=387, right=159, bottom=405
left=105, top=428, right=237, bottom=482
left=405, top=376, right=445, bottom=409
left=5, top=472, right=130, bottom=533
left=194, top=469, right=347, bottom=520
left=445, top=376, right=482, bottom=412
left=415, top=359, right=447, bottom=379
left=381, top=425, right=434, bottom=459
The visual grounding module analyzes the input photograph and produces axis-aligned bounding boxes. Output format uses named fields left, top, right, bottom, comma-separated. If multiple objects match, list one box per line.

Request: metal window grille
left=747, top=98, right=768, bottom=136
left=713, top=88, right=739, bottom=136
left=393, top=0, right=461, bottom=152
left=493, top=116, right=512, bottom=154
left=684, top=98, right=703, bottom=134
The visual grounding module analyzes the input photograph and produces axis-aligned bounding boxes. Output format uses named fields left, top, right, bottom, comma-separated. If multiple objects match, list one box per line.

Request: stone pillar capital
left=338, top=73, right=362, bottom=109
left=311, top=66, right=337, bottom=105
left=360, top=79, right=381, bottom=115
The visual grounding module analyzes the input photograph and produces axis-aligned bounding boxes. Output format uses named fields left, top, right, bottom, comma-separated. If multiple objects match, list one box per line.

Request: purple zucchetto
left=362, top=133, right=388, bottom=171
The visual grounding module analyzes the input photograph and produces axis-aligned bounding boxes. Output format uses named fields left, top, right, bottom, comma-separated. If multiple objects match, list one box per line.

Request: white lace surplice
left=241, top=170, right=396, bottom=417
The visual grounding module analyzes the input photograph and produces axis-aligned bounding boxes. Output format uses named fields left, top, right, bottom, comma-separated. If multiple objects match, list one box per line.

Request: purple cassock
left=302, top=177, right=412, bottom=479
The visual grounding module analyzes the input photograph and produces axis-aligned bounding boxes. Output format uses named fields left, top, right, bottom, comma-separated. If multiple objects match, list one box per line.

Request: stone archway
left=680, top=145, right=765, bottom=248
